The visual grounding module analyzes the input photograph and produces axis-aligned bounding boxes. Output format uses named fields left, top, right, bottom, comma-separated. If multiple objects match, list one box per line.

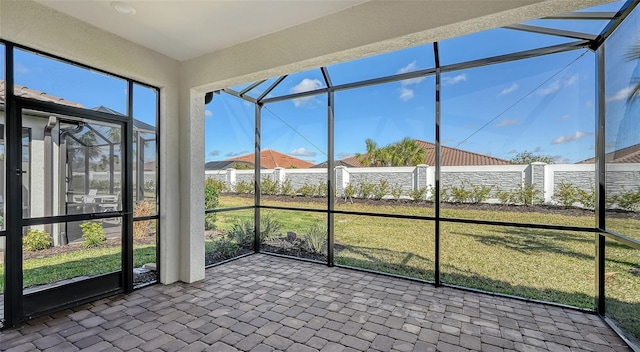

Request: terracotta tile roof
left=337, top=140, right=511, bottom=167
left=0, top=80, right=84, bottom=108
left=228, top=149, right=314, bottom=169
left=578, top=143, right=640, bottom=164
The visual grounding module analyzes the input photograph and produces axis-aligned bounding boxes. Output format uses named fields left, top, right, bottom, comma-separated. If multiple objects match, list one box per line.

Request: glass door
left=7, top=102, right=131, bottom=320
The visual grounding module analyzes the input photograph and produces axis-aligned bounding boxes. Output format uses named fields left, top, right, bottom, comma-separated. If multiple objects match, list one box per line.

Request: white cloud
left=15, top=63, right=29, bottom=74
left=494, top=118, right=519, bottom=127
left=337, top=152, right=355, bottom=160
left=226, top=150, right=249, bottom=157
left=534, top=147, right=542, bottom=153
left=209, top=150, right=220, bottom=157
left=551, top=131, right=590, bottom=145
left=291, top=78, right=323, bottom=107
left=498, top=83, right=519, bottom=96
left=561, top=114, right=571, bottom=120
left=537, top=74, right=579, bottom=96
left=399, top=87, right=415, bottom=101
left=396, top=61, right=425, bottom=100
left=537, top=80, right=561, bottom=95
left=205, top=109, right=213, bottom=118
left=507, top=149, right=518, bottom=154
left=290, top=148, right=316, bottom=157
left=442, top=74, right=467, bottom=85
left=606, top=86, right=635, bottom=102
left=552, top=156, right=571, bottom=164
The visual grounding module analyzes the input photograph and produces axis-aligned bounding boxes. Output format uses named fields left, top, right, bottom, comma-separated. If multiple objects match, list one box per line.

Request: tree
left=356, top=137, right=426, bottom=167
left=510, top=151, right=554, bottom=164
left=626, top=40, right=640, bottom=102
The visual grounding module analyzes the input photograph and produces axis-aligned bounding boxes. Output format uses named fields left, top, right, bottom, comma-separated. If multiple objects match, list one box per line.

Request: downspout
left=43, top=116, right=56, bottom=243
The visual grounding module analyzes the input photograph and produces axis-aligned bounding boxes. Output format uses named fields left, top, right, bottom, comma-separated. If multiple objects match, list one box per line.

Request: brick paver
left=0, top=254, right=633, bottom=351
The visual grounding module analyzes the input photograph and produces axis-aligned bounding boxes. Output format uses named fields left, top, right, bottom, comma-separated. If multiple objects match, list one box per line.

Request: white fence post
left=274, top=167, right=285, bottom=184
left=335, top=166, right=349, bottom=196
left=226, top=168, right=236, bottom=190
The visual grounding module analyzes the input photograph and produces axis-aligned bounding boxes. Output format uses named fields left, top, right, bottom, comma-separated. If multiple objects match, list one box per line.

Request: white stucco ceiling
left=34, top=0, right=369, bottom=61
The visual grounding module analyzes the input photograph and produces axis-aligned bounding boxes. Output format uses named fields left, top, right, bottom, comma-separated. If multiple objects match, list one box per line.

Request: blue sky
left=203, top=1, right=638, bottom=165
left=1, top=1, right=636, bottom=166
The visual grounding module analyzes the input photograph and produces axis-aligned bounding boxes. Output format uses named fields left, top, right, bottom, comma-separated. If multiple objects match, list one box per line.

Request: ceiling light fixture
left=111, top=1, right=136, bottom=15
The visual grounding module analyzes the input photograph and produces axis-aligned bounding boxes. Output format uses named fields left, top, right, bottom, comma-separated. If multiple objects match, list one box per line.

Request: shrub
left=297, top=184, right=316, bottom=198
left=495, top=189, right=514, bottom=204
left=280, top=179, right=295, bottom=196
left=204, top=178, right=221, bottom=230
left=304, top=221, right=327, bottom=255
left=358, top=180, right=375, bottom=199
left=143, top=180, right=156, bottom=193
left=134, top=201, right=155, bottom=238
left=372, top=179, right=389, bottom=200
left=343, top=183, right=357, bottom=200
left=614, top=188, right=640, bottom=211
left=390, top=183, right=403, bottom=200
left=409, top=187, right=427, bottom=202
left=228, top=219, right=255, bottom=248
left=214, top=238, right=240, bottom=259
left=260, top=215, right=282, bottom=242
left=577, top=187, right=596, bottom=210
left=316, top=181, right=328, bottom=197
left=513, top=184, right=543, bottom=205
left=450, top=183, right=471, bottom=203
left=23, top=228, right=51, bottom=251
left=469, top=184, right=493, bottom=204
left=261, top=177, right=279, bottom=195
left=553, top=182, right=579, bottom=207
left=89, top=179, right=110, bottom=190
left=234, top=180, right=254, bottom=194
left=80, top=222, right=106, bottom=248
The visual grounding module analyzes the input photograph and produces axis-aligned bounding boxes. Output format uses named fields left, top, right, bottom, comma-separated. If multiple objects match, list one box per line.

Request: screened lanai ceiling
left=33, top=0, right=612, bottom=62
left=221, top=0, right=633, bottom=103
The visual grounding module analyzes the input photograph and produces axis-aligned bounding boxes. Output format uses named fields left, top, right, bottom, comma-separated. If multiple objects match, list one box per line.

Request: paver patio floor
left=0, top=254, right=633, bottom=351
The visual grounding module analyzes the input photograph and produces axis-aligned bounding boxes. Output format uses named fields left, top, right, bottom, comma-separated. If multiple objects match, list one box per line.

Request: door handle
left=16, top=169, right=26, bottom=175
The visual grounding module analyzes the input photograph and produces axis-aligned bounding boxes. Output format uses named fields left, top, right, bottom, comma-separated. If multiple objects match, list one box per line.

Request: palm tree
left=356, top=137, right=427, bottom=167
left=626, top=40, right=640, bottom=102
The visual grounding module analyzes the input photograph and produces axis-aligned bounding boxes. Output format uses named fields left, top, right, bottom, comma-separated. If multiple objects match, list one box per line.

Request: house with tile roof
left=223, top=149, right=314, bottom=169
left=578, top=144, right=640, bottom=164
left=314, top=140, right=511, bottom=168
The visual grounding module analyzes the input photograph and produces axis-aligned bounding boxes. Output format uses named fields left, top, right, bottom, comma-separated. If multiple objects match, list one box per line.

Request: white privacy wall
left=206, top=163, right=640, bottom=203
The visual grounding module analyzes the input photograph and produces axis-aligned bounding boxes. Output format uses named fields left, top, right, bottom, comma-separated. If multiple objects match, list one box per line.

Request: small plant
left=372, top=179, right=389, bottom=200
left=450, top=183, right=471, bottom=203
left=553, top=182, right=579, bottom=207
left=315, top=181, right=328, bottom=197
left=614, top=187, right=640, bottom=211
left=469, top=184, right=493, bottom=204
left=343, top=183, right=357, bottom=200
left=204, top=178, right=221, bottom=230
left=261, top=177, right=279, bottom=195
left=304, top=221, right=327, bottom=255
left=228, top=219, right=255, bottom=248
left=495, top=189, right=514, bottom=204
left=280, top=179, right=295, bottom=196
left=513, top=184, right=543, bottom=205
left=409, top=187, right=427, bottom=202
left=134, top=201, right=155, bottom=238
left=390, top=183, right=403, bottom=200
left=233, top=180, right=255, bottom=194
left=358, top=180, right=375, bottom=199
left=214, top=237, right=240, bottom=259
left=577, top=187, right=596, bottom=210
left=143, top=180, right=156, bottom=193
left=23, top=228, right=52, bottom=251
left=80, top=222, right=106, bottom=248
left=260, top=214, right=282, bottom=242
left=297, top=184, right=316, bottom=198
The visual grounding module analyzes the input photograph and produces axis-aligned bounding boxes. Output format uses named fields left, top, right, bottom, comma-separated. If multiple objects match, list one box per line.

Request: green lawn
left=0, top=244, right=155, bottom=291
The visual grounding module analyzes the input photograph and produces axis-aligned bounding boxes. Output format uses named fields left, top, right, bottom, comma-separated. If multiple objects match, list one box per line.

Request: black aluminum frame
left=0, top=41, right=162, bottom=329
left=205, top=2, right=640, bottom=349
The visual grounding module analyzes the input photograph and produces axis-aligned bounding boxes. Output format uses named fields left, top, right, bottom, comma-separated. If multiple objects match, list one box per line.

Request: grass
left=0, top=244, right=155, bottom=291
